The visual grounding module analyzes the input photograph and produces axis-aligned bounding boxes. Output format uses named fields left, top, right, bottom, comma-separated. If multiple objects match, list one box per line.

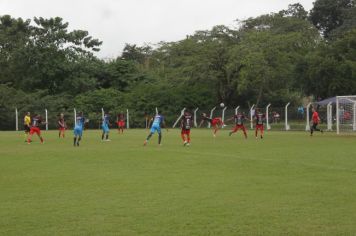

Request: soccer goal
left=336, top=96, right=356, bottom=134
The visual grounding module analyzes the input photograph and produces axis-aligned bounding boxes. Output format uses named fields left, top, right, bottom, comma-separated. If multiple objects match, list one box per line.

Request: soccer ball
left=220, top=103, right=225, bottom=108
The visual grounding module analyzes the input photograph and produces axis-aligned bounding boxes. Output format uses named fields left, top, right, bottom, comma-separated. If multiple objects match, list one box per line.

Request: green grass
left=0, top=129, right=356, bottom=235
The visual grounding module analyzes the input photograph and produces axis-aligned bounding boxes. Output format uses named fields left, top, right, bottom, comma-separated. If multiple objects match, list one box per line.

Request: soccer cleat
left=183, top=141, right=188, bottom=146
left=186, top=143, right=190, bottom=146
left=105, top=139, right=111, bottom=142
left=143, top=140, right=147, bottom=146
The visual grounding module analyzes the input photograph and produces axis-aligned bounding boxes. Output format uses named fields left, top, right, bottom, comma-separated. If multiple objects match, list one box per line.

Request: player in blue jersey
left=144, top=113, right=168, bottom=146
left=73, top=112, right=86, bottom=146
left=101, top=112, right=111, bottom=141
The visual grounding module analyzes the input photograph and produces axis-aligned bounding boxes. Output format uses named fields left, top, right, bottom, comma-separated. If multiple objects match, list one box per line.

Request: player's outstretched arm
left=225, top=117, right=233, bottom=124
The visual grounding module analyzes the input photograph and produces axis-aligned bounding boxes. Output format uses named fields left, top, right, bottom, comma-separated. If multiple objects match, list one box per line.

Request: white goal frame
left=336, top=95, right=356, bottom=135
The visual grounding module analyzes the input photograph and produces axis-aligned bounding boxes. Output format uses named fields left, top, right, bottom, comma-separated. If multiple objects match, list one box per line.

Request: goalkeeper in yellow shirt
left=24, top=112, right=31, bottom=142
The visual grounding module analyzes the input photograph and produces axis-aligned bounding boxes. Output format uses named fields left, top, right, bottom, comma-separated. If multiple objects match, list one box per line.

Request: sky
left=0, top=0, right=315, bottom=58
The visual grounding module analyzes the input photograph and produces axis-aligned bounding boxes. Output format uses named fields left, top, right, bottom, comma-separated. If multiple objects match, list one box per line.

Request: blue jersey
left=103, top=114, right=110, bottom=125
left=152, top=115, right=164, bottom=127
left=75, top=116, right=85, bottom=129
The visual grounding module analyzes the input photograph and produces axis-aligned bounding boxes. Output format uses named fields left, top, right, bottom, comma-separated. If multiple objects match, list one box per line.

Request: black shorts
left=24, top=125, right=30, bottom=132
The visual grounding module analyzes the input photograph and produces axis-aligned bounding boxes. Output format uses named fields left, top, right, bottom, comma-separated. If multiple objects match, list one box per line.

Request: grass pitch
left=0, top=129, right=356, bottom=235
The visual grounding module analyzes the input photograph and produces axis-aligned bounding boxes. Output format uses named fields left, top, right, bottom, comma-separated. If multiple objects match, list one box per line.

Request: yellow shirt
left=24, top=115, right=31, bottom=126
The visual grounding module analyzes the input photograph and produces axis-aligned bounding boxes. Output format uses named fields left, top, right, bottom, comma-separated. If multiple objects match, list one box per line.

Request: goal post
left=336, top=96, right=356, bottom=134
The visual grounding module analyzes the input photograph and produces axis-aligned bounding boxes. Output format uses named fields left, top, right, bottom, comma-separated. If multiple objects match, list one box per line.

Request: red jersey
left=234, top=114, right=246, bottom=125
left=31, top=117, right=42, bottom=127
left=58, top=118, right=65, bottom=128
left=181, top=114, right=193, bottom=130
left=118, top=113, right=125, bottom=121
left=312, top=111, right=320, bottom=124
left=255, top=113, right=265, bottom=125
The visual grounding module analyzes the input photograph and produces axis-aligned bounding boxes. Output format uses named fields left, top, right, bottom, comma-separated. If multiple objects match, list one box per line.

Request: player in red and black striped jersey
left=58, top=113, right=66, bottom=138
left=199, top=113, right=224, bottom=137
left=27, top=114, right=46, bottom=144
left=254, top=109, right=265, bottom=139
left=227, top=112, right=247, bottom=139
left=116, top=113, right=125, bottom=134
left=180, top=111, right=193, bottom=146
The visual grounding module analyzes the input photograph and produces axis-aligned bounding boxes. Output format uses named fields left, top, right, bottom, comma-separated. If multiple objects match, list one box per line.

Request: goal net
left=336, top=96, right=356, bottom=134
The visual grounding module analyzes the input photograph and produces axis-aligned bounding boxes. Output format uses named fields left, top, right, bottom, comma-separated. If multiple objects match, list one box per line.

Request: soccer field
left=0, top=129, right=356, bottom=235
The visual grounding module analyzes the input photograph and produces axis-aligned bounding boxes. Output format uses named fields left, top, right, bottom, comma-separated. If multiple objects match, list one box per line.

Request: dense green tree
left=310, top=0, right=355, bottom=37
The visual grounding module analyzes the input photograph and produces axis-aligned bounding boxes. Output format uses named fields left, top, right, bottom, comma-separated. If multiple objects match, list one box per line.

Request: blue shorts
left=102, top=124, right=109, bottom=133
left=150, top=125, right=161, bottom=134
left=74, top=127, right=83, bottom=136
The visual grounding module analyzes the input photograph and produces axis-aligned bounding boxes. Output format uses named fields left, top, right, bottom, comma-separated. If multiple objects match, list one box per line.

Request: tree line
left=0, top=0, right=355, bottom=129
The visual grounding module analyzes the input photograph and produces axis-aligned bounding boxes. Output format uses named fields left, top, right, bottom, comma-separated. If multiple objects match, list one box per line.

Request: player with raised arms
left=144, top=113, right=168, bottom=146
left=254, top=108, right=265, bottom=139
left=227, top=111, right=248, bottom=139
left=116, top=112, right=125, bottom=134
left=58, top=113, right=66, bottom=138
left=27, top=114, right=46, bottom=144
left=180, top=110, right=193, bottom=146
left=73, top=111, right=87, bottom=147
left=310, top=107, right=323, bottom=136
left=199, top=113, right=224, bottom=137
left=101, top=112, right=111, bottom=141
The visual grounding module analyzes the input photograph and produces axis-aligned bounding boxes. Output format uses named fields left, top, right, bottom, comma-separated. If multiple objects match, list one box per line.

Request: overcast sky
left=1, top=0, right=315, bottom=58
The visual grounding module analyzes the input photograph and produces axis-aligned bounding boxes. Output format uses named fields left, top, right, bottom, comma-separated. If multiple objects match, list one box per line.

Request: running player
left=58, top=113, right=66, bottom=138
left=227, top=112, right=248, bottom=139
left=101, top=112, right=111, bottom=141
left=254, top=109, right=265, bottom=139
left=144, top=113, right=167, bottom=146
left=180, top=111, right=193, bottom=146
left=73, top=112, right=86, bottom=146
left=199, top=113, right=224, bottom=137
left=310, top=107, right=323, bottom=136
left=24, top=112, right=31, bottom=142
left=117, top=112, right=125, bottom=134
left=27, top=114, right=45, bottom=144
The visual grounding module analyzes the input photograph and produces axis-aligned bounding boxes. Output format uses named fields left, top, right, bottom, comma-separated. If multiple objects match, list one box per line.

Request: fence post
left=155, top=107, right=158, bottom=115
left=74, top=108, right=77, bottom=126
left=45, top=109, right=48, bottom=131
left=353, top=103, right=356, bottom=131
left=250, top=104, right=255, bottom=130
left=285, top=102, right=291, bottom=131
left=208, top=107, right=216, bottom=128
left=194, top=108, right=199, bottom=127
left=235, top=106, right=240, bottom=115
left=327, top=102, right=332, bottom=131
left=266, top=104, right=271, bottom=130
left=173, top=108, right=186, bottom=128
left=15, top=108, right=19, bottom=131
left=222, top=106, right=228, bottom=127
left=127, top=109, right=129, bottom=129
left=305, top=103, right=312, bottom=131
